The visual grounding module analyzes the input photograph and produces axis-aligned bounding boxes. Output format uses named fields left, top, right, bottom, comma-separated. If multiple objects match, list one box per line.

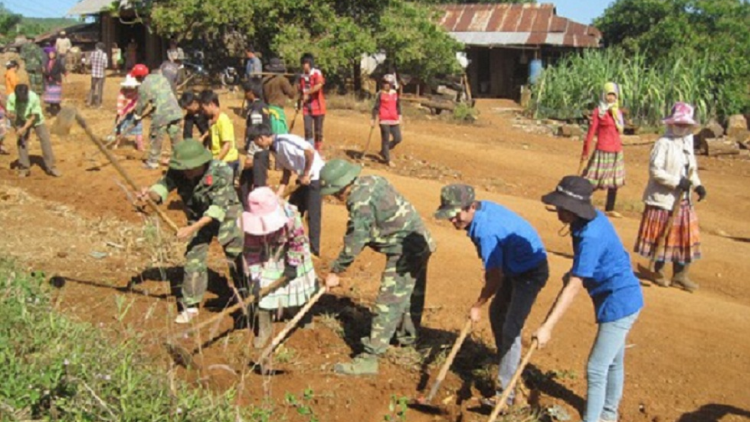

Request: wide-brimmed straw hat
left=541, top=176, right=597, bottom=221
left=662, top=102, right=696, bottom=126
left=120, top=75, right=140, bottom=88
left=241, top=187, right=289, bottom=236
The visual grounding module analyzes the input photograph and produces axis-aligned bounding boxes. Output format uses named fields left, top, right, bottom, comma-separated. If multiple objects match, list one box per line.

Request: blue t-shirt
left=571, top=210, right=644, bottom=323
left=467, top=201, right=547, bottom=276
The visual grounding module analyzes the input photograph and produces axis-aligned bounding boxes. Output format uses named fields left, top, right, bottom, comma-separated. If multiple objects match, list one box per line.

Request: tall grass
left=0, top=259, right=269, bottom=421
left=530, top=48, right=733, bottom=126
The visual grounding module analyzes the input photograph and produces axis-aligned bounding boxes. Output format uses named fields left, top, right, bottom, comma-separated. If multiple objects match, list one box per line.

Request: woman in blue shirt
left=536, top=175, right=643, bottom=422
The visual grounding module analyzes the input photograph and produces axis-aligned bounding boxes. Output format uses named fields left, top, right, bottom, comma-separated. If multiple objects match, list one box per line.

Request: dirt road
left=1, top=74, right=748, bottom=421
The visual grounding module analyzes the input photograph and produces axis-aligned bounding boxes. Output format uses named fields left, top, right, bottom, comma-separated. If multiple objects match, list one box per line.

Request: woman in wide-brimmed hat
left=634, top=102, right=705, bottom=292
left=241, top=187, right=318, bottom=349
left=535, top=175, right=643, bottom=422
left=581, top=82, right=626, bottom=217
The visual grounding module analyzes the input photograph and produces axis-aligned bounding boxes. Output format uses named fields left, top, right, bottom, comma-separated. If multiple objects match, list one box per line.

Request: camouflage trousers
left=28, top=72, right=43, bottom=94
left=182, top=209, right=244, bottom=307
left=363, top=250, right=431, bottom=356
left=147, top=120, right=183, bottom=166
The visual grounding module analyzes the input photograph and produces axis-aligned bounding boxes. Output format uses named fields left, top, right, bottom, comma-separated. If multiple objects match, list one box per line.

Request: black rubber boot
left=672, top=263, right=698, bottom=292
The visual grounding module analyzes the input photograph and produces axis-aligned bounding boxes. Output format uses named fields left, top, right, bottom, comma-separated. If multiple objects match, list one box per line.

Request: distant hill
left=0, top=15, right=80, bottom=44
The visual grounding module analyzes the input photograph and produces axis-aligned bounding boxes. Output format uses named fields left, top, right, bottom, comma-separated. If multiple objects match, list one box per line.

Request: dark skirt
left=583, top=150, right=625, bottom=190
left=634, top=200, right=701, bottom=264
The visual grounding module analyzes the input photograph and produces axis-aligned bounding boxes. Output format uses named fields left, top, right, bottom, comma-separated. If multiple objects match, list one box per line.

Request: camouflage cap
left=434, top=184, right=475, bottom=220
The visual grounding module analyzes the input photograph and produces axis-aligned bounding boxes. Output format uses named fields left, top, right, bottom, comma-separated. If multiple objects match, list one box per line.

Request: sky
left=553, top=0, right=616, bottom=24
left=8, top=0, right=615, bottom=23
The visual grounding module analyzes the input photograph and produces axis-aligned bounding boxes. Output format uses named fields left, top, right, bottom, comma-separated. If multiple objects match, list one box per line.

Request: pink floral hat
left=663, top=102, right=696, bottom=125
left=241, top=187, right=288, bottom=236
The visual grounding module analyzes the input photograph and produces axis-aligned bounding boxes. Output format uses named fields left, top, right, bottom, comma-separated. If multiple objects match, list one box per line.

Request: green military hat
left=320, top=159, right=362, bottom=196
left=434, top=184, right=475, bottom=219
left=169, top=138, right=213, bottom=170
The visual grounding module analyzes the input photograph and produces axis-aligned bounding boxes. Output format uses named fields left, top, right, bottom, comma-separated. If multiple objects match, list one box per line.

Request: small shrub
left=452, top=103, right=478, bottom=123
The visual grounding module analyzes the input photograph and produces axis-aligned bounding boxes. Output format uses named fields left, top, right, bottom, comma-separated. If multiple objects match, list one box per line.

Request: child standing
left=200, top=90, right=240, bottom=178
left=581, top=82, right=626, bottom=218
left=112, top=75, right=144, bottom=150
left=298, top=53, right=325, bottom=152
left=239, top=80, right=271, bottom=204
left=5, top=60, right=19, bottom=95
left=112, top=43, right=122, bottom=74
left=370, top=76, right=402, bottom=167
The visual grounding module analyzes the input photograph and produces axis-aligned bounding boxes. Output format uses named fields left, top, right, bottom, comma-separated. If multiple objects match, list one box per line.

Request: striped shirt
left=90, top=50, right=108, bottom=78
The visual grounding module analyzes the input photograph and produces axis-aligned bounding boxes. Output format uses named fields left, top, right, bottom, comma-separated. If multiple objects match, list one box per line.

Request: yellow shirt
left=209, top=113, right=239, bottom=162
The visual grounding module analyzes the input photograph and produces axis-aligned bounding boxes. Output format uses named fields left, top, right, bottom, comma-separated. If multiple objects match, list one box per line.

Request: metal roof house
left=438, top=3, right=601, bottom=99
left=66, top=0, right=167, bottom=69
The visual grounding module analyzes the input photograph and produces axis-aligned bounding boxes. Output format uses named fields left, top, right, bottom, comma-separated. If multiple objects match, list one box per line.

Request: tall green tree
left=150, top=0, right=463, bottom=84
left=0, top=2, right=22, bottom=42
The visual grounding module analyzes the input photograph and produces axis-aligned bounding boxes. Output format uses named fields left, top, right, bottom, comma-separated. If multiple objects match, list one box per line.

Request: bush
left=452, top=103, right=478, bottom=123
left=0, top=259, right=268, bottom=421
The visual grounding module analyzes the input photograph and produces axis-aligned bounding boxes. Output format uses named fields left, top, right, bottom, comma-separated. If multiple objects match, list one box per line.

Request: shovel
left=411, top=319, right=473, bottom=413
left=360, top=125, right=375, bottom=161
left=288, top=107, right=300, bottom=132
left=486, top=339, right=538, bottom=422
left=256, top=286, right=326, bottom=374
left=164, top=274, right=291, bottom=368
left=75, top=111, right=179, bottom=233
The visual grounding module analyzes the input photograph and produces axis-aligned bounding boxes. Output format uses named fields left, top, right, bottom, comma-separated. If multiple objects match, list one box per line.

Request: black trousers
left=379, top=124, right=402, bottom=163
left=239, top=150, right=270, bottom=207
left=303, top=114, right=325, bottom=144
left=289, top=179, right=322, bottom=256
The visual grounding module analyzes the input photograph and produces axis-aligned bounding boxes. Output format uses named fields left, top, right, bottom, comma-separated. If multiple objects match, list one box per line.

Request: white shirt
left=272, top=134, right=325, bottom=181
left=642, top=134, right=702, bottom=210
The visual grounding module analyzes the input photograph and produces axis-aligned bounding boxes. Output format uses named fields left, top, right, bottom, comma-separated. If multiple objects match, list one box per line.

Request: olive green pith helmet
left=169, top=138, right=213, bottom=170
left=320, top=159, right=362, bottom=196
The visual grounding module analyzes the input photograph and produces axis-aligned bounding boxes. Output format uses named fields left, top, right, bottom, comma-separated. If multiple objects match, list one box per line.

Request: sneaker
left=174, top=308, right=199, bottom=324
left=18, top=169, right=30, bottom=178
left=0, top=146, right=9, bottom=155
left=47, top=168, right=62, bottom=177
left=333, top=353, right=379, bottom=375
left=143, top=161, right=160, bottom=170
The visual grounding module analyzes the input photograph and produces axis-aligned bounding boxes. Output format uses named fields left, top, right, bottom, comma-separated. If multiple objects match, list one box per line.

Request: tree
left=0, top=3, right=22, bottom=42
left=593, top=0, right=750, bottom=115
left=150, top=0, right=463, bottom=85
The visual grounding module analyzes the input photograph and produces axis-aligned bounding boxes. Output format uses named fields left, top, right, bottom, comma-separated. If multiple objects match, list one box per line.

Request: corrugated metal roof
left=438, top=3, right=601, bottom=48
left=67, top=0, right=115, bottom=15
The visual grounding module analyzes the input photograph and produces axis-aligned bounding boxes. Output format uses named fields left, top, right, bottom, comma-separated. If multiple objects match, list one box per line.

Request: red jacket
left=583, top=107, right=623, bottom=155
left=372, top=89, right=401, bottom=123
left=299, top=69, right=326, bottom=116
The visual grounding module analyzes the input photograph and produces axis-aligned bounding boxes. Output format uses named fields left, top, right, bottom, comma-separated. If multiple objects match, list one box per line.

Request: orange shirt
left=5, top=69, right=18, bottom=95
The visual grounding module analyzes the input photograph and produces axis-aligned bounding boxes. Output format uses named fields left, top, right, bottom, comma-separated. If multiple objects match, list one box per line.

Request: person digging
left=138, top=139, right=245, bottom=323
left=434, top=184, right=548, bottom=410
left=322, top=159, right=435, bottom=375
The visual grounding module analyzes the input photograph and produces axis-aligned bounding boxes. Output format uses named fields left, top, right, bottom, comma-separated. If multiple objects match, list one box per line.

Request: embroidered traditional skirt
left=250, top=257, right=318, bottom=310
left=634, top=200, right=701, bottom=264
left=43, top=83, right=63, bottom=104
left=584, top=150, right=625, bottom=190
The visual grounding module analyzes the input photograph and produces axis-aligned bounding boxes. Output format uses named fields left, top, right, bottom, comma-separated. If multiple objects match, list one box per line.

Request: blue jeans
left=584, top=311, right=640, bottom=422
left=490, top=260, right=548, bottom=402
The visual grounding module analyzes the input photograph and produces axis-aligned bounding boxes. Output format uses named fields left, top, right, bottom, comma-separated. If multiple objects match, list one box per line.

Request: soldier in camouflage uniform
left=20, top=41, right=45, bottom=94
left=132, top=65, right=183, bottom=169
left=140, top=139, right=244, bottom=324
left=321, top=159, right=435, bottom=375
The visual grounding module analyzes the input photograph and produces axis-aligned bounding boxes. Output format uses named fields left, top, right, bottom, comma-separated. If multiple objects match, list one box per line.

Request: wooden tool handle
left=425, top=319, right=473, bottom=402
left=258, top=287, right=326, bottom=364
left=487, top=339, right=538, bottom=422
left=170, top=275, right=290, bottom=340
left=75, top=112, right=180, bottom=233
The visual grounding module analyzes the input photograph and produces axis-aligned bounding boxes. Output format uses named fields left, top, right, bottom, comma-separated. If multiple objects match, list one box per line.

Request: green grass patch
left=0, top=258, right=272, bottom=421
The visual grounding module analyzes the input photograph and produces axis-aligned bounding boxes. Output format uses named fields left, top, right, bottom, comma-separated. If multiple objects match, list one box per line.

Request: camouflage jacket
left=20, top=43, right=44, bottom=73
left=149, top=160, right=241, bottom=224
left=136, top=73, right=183, bottom=129
left=331, top=175, right=436, bottom=273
